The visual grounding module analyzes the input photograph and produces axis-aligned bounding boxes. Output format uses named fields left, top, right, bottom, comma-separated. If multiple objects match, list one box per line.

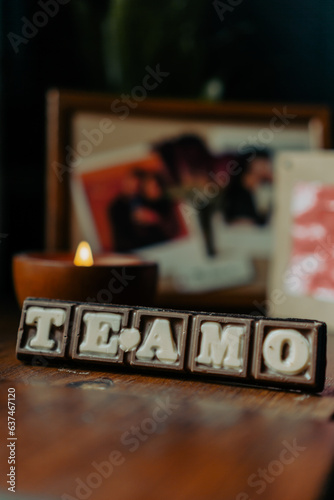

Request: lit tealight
left=74, top=241, right=94, bottom=267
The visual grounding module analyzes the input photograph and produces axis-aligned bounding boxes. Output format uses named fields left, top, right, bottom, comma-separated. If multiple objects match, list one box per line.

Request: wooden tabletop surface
left=1, top=303, right=334, bottom=500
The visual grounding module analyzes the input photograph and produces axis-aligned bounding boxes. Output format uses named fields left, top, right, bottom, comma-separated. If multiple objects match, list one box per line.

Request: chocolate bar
left=16, top=298, right=327, bottom=392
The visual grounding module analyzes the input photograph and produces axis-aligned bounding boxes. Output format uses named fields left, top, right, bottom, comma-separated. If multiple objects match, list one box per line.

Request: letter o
left=97, top=289, right=113, bottom=303
left=87, top=472, right=103, bottom=489
left=77, top=140, right=93, bottom=157
left=262, top=329, right=310, bottom=375
left=302, top=256, right=318, bottom=273
left=258, top=128, right=274, bottom=144
left=204, top=181, right=220, bottom=198
left=268, top=460, right=284, bottom=477
left=132, top=86, right=147, bottom=101
left=33, top=11, right=48, bottom=28
left=141, top=418, right=157, bottom=434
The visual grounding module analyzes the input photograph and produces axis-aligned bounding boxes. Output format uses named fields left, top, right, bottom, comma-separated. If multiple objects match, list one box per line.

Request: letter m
left=195, top=322, right=244, bottom=369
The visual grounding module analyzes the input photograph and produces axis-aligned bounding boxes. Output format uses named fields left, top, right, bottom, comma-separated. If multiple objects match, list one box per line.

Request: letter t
left=26, top=307, right=66, bottom=350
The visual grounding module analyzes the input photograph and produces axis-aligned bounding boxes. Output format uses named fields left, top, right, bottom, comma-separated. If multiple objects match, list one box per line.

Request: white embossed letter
left=196, top=322, right=245, bottom=369
left=135, top=319, right=178, bottom=363
left=26, top=307, right=66, bottom=351
left=262, top=329, right=310, bottom=376
left=79, top=312, right=123, bottom=356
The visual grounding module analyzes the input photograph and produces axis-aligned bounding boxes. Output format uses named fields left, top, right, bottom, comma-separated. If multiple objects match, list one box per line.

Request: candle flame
left=74, top=241, right=94, bottom=267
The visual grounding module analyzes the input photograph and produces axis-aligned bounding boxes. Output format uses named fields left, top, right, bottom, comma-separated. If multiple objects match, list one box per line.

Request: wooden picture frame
left=46, top=89, right=331, bottom=309
left=269, top=151, right=334, bottom=332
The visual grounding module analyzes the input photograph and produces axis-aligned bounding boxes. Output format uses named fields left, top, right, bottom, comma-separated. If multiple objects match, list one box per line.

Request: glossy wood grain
left=0, top=305, right=334, bottom=499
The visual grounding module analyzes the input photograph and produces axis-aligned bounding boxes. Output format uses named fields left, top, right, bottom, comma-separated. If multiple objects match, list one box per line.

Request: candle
left=13, top=242, right=158, bottom=307
left=73, top=241, right=94, bottom=267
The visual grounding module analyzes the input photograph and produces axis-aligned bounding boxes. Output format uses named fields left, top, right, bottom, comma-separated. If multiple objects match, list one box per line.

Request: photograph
left=286, top=181, right=334, bottom=302
left=154, top=132, right=273, bottom=257
left=72, top=133, right=274, bottom=254
left=269, top=151, right=334, bottom=332
left=70, top=113, right=323, bottom=295
left=71, top=144, right=188, bottom=253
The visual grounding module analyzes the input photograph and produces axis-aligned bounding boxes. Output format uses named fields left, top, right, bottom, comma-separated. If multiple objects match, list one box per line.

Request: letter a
left=136, top=319, right=178, bottom=364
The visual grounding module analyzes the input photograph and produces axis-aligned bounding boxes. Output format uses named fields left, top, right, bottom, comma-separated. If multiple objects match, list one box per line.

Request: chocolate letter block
left=16, top=298, right=74, bottom=360
left=188, top=315, right=252, bottom=379
left=252, top=319, right=326, bottom=391
left=16, top=298, right=327, bottom=392
left=70, top=304, right=132, bottom=365
left=128, top=310, right=190, bottom=371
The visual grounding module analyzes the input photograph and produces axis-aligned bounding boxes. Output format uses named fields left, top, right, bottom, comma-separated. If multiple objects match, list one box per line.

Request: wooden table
left=1, top=303, right=334, bottom=500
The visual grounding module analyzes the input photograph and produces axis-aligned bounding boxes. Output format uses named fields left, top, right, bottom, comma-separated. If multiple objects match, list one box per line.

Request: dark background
left=1, top=0, right=334, bottom=298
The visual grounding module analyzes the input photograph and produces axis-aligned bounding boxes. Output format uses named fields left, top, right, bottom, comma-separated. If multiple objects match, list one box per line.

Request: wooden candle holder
left=12, top=253, right=158, bottom=307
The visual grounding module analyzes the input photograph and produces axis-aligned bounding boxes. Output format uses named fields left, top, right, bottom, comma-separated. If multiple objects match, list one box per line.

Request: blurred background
left=1, top=0, right=334, bottom=299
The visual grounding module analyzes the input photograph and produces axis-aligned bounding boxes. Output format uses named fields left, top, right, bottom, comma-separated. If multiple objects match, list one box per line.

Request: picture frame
left=46, top=89, right=331, bottom=309
left=269, top=151, right=334, bottom=332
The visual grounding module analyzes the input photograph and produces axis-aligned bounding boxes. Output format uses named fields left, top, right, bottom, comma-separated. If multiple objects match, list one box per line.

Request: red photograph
left=286, top=182, right=334, bottom=302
